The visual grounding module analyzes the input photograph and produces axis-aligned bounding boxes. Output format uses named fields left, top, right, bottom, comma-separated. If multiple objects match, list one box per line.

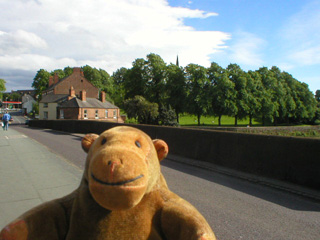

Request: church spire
left=176, top=55, right=179, bottom=67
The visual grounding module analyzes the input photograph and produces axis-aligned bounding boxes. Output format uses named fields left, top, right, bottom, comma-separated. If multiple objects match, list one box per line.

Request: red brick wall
left=54, top=69, right=99, bottom=98
left=59, top=108, right=123, bottom=122
left=60, top=108, right=80, bottom=119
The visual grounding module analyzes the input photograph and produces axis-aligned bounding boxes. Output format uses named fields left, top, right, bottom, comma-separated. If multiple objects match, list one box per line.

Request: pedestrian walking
left=2, top=111, right=11, bottom=131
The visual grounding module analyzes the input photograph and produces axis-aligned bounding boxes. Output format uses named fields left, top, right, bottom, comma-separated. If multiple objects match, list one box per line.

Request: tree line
left=31, top=53, right=319, bottom=126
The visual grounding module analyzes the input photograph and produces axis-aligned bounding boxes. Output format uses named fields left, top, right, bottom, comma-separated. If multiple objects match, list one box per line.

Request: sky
left=0, top=0, right=319, bottom=94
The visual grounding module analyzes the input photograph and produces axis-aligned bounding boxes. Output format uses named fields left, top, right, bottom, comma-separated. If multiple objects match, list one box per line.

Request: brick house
left=39, top=67, right=123, bottom=122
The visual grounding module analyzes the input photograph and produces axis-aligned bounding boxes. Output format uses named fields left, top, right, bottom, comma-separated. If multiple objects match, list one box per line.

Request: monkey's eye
left=101, top=138, right=107, bottom=145
left=135, top=140, right=141, bottom=148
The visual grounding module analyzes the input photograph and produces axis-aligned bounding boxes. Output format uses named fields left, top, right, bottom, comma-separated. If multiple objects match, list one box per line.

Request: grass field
left=178, top=114, right=320, bottom=138
left=178, top=114, right=260, bottom=126
left=124, top=114, right=320, bottom=138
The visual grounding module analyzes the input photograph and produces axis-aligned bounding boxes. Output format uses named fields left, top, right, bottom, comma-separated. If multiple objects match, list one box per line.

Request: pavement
left=0, top=126, right=82, bottom=229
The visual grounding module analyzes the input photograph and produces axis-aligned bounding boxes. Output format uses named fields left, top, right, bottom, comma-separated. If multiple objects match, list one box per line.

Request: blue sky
left=0, top=0, right=319, bottom=93
left=171, top=0, right=320, bottom=93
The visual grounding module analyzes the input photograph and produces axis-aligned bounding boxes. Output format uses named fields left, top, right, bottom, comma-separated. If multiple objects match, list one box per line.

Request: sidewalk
left=0, top=127, right=82, bottom=229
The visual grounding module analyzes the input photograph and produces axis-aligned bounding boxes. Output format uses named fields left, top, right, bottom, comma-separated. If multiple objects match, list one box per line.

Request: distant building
left=39, top=67, right=123, bottom=122
left=16, top=90, right=36, bottom=98
left=2, top=89, right=36, bottom=112
left=22, top=94, right=36, bottom=113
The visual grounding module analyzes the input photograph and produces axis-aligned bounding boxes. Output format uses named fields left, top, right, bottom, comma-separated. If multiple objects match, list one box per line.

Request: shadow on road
left=161, top=159, right=320, bottom=212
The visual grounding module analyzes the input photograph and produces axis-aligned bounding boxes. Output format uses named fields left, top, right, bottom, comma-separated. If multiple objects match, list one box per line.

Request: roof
left=43, top=68, right=97, bottom=93
left=60, top=97, right=119, bottom=109
left=45, top=75, right=68, bottom=92
left=40, top=94, right=68, bottom=103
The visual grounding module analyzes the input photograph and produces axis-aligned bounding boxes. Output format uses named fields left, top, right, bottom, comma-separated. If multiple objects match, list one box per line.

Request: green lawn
left=178, top=114, right=260, bottom=126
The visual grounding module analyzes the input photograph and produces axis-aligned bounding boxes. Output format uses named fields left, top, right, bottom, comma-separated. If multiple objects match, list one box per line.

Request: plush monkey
left=0, top=126, right=216, bottom=240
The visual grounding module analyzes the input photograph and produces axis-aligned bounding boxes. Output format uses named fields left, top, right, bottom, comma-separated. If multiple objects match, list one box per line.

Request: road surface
left=12, top=125, right=320, bottom=240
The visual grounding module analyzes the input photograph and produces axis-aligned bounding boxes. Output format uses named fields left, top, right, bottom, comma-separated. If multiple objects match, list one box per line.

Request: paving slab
left=0, top=127, right=82, bottom=229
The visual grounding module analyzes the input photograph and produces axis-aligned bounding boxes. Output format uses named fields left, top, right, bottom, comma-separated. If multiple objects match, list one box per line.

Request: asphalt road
left=12, top=125, right=320, bottom=240
left=3, top=110, right=28, bottom=125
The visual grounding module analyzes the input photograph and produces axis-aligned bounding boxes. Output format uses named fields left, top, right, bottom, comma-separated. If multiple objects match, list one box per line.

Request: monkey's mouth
left=91, top=173, right=144, bottom=186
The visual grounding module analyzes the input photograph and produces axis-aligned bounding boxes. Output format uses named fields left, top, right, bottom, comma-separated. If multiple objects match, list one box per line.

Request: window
left=105, top=109, right=108, bottom=118
left=113, top=110, right=117, bottom=119
left=84, top=109, right=88, bottom=119
left=43, top=103, right=48, bottom=108
left=95, top=110, right=99, bottom=119
left=44, top=111, right=48, bottom=119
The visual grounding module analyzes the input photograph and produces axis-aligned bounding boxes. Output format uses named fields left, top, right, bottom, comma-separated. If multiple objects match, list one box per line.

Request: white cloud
left=281, top=1, right=320, bottom=65
left=0, top=0, right=229, bottom=90
left=0, top=54, right=77, bottom=71
left=289, top=46, right=320, bottom=65
left=0, top=30, right=47, bottom=55
left=214, top=31, right=265, bottom=69
left=230, top=32, right=265, bottom=67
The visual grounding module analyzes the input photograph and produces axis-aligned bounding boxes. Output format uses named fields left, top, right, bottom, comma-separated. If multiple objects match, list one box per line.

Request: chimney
left=73, top=67, right=81, bottom=74
left=80, top=90, right=86, bottom=102
left=68, top=86, right=76, bottom=100
left=54, top=73, right=59, bottom=84
left=81, top=70, right=84, bottom=77
left=49, top=76, right=54, bottom=87
left=100, top=91, right=106, bottom=103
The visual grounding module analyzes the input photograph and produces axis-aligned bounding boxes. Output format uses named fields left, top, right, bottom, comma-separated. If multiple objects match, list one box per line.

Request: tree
left=257, top=67, right=278, bottom=125
left=63, top=66, right=74, bottom=76
left=270, top=66, right=287, bottom=125
left=112, top=67, right=128, bottom=107
left=123, top=95, right=159, bottom=124
left=8, top=92, right=21, bottom=101
left=294, top=82, right=317, bottom=123
left=0, top=78, right=6, bottom=100
left=99, top=68, right=114, bottom=102
left=32, top=69, right=51, bottom=101
left=82, top=65, right=114, bottom=101
left=314, top=90, right=320, bottom=123
left=165, top=63, right=187, bottom=123
left=185, top=64, right=210, bottom=125
left=144, top=53, right=167, bottom=106
left=32, top=102, right=39, bottom=115
left=123, top=58, right=147, bottom=100
left=247, top=71, right=262, bottom=126
left=316, top=90, right=320, bottom=103
left=82, top=65, right=103, bottom=89
left=158, top=104, right=178, bottom=126
left=227, top=64, right=249, bottom=126
left=208, top=62, right=236, bottom=126
left=51, top=69, right=67, bottom=79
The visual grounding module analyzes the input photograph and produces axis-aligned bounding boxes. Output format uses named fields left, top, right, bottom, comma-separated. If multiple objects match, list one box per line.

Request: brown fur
left=0, top=126, right=216, bottom=240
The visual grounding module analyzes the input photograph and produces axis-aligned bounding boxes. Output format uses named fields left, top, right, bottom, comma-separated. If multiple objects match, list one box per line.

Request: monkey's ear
left=153, top=139, right=169, bottom=162
left=81, top=134, right=99, bottom=153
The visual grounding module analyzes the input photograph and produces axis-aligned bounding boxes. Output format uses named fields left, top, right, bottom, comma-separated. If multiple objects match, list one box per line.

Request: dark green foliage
left=185, top=64, right=210, bottom=126
left=111, top=67, right=128, bottom=108
left=0, top=78, right=6, bottom=100
left=123, top=95, right=159, bottom=124
left=159, top=105, right=178, bottom=126
left=32, top=69, right=51, bottom=101
left=165, top=64, right=187, bottom=123
left=144, top=53, right=167, bottom=105
left=82, top=65, right=114, bottom=102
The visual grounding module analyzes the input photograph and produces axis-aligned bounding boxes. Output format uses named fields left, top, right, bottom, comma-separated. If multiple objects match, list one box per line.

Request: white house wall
left=39, top=103, right=58, bottom=120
